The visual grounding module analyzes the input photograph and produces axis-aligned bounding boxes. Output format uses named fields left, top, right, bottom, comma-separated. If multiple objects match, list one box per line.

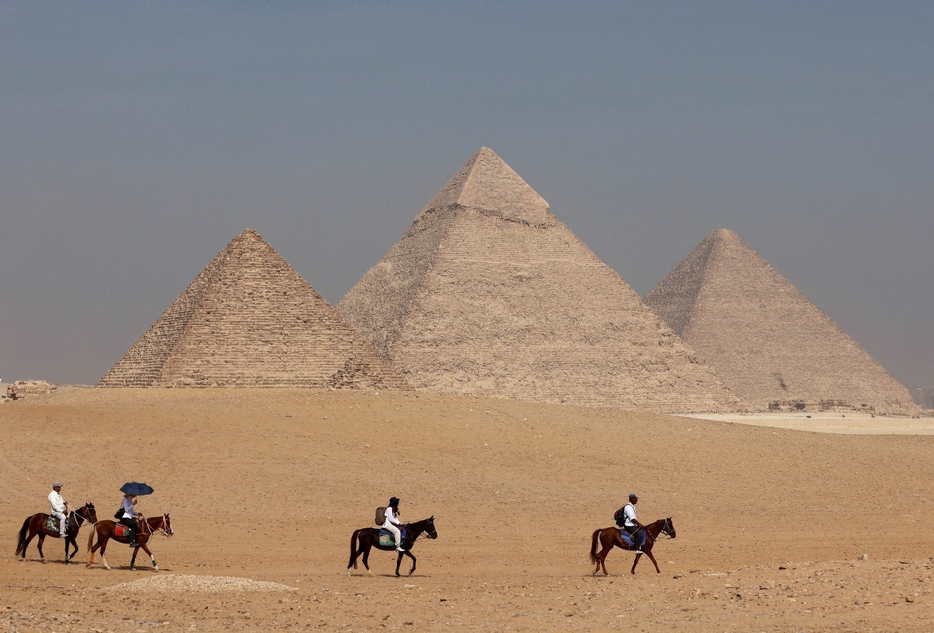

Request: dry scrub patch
left=106, top=574, right=296, bottom=593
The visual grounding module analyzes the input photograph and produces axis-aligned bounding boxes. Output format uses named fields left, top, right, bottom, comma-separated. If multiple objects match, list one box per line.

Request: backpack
left=375, top=506, right=387, bottom=526
left=613, top=505, right=627, bottom=526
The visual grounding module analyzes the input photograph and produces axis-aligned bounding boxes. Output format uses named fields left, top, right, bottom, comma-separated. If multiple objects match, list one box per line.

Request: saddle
left=378, top=526, right=406, bottom=547
left=620, top=528, right=644, bottom=550
left=46, top=515, right=60, bottom=532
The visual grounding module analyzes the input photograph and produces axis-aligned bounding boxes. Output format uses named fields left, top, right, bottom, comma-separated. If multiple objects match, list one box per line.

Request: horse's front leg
left=395, top=551, right=404, bottom=577
left=630, top=552, right=643, bottom=575
left=64, top=536, right=71, bottom=563
left=644, top=548, right=661, bottom=573
left=405, top=550, right=417, bottom=576
left=140, top=542, right=158, bottom=571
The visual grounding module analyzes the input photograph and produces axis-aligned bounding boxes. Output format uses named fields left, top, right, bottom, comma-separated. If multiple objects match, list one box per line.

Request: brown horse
left=348, top=516, right=437, bottom=577
left=14, top=503, right=98, bottom=563
left=590, top=517, right=676, bottom=576
left=87, top=514, right=173, bottom=571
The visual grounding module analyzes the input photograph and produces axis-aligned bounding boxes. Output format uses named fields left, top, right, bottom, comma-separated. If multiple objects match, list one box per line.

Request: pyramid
left=644, top=229, right=917, bottom=413
left=337, top=148, right=741, bottom=412
left=99, top=229, right=409, bottom=390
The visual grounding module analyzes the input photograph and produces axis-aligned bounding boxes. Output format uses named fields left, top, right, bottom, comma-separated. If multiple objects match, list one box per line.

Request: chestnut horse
left=87, top=514, right=173, bottom=571
left=590, top=517, right=676, bottom=575
left=14, top=503, right=98, bottom=563
left=348, top=516, right=437, bottom=577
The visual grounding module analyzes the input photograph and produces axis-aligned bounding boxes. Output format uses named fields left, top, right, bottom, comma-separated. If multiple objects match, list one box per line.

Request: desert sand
left=1, top=389, right=933, bottom=631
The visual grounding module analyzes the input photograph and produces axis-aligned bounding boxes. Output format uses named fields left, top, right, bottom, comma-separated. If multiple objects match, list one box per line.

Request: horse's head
left=663, top=517, right=676, bottom=539
left=84, top=502, right=98, bottom=524
left=162, top=513, right=174, bottom=536
left=425, top=516, right=437, bottom=539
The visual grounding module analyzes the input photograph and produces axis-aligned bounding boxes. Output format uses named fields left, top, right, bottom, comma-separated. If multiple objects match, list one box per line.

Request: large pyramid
left=644, top=229, right=917, bottom=413
left=99, top=229, right=409, bottom=390
left=337, top=147, right=741, bottom=412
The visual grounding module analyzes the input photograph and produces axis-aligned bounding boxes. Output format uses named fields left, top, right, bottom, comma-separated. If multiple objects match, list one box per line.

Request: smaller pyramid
left=644, top=229, right=917, bottom=413
left=99, top=229, right=409, bottom=390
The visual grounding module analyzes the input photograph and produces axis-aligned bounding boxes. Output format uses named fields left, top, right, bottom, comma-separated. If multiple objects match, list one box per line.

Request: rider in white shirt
left=382, top=497, right=405, bottom=552
left=622, top=493, right=644, bottom=553
left=48, top=482, right=68, bottom=537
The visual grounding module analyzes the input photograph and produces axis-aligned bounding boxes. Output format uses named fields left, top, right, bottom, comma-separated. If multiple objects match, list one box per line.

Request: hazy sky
left=1, top=1, right=932, bottom=388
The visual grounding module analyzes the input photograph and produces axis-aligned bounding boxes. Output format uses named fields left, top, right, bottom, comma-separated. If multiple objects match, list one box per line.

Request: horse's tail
left=86, top=522, right=97, bottom=553
left=14, top=516, right=31, bottom=556
left=589, top=528, right=601, bottom=564
left=348, top=529, right=361, bottom=569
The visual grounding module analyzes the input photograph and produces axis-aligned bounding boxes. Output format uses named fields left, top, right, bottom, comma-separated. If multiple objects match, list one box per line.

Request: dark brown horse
left=348, top=516, right=437, bottom=577
left=590, top=517, right=676, bottom=575
left=87, top=514, right=173, bottom=571
left=14, top=503, right=98, bottom=563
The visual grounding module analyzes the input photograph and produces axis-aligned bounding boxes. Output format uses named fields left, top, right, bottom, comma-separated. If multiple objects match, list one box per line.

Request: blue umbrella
left=120, top=482, right=154, bottom=496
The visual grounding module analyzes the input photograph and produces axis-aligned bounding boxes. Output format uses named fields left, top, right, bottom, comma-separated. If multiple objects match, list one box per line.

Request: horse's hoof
left=367, top=570, right=374, bottom=577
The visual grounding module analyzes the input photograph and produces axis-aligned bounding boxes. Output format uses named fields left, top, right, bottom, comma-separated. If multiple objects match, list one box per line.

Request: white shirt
left=383, top=506, right=401, bottom=528
left=48, top=490, right=66, bottom=514
left=121, top=497, right=138, bottom=520
left=623, top=502, right=637, bottom=527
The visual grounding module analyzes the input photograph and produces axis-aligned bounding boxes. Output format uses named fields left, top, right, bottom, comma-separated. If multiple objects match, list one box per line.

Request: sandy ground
left=1, top=389, right=933, bottom=632
left=681, top=411, right=934, bottom=435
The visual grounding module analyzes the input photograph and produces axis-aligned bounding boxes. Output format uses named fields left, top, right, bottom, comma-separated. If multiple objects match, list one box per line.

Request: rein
left=68, top=505, right=97, bottom=529
left=403, top=519, right=435, bottom=545
left=150, top=514, right=171, bottom=537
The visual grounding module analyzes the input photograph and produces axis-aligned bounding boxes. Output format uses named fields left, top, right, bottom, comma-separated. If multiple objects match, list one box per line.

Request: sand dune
left=2, top=389, right=932, bottom=631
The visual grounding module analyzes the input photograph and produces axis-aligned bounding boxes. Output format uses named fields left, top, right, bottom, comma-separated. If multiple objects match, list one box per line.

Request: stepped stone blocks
left=99, top=229, right=409, bottom=390
left=338, top=147, right=741, bottom=412
left=644, top=229, right=917, bottom=414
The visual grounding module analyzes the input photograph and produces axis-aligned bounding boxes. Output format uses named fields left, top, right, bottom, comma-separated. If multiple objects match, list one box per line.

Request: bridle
left=659, top=518, right=675, bottom=539
left=152, top=514, right=173, bottom=537
left=405, top=518, right=437, bottom=544
left=69, top=504, right=97, bottom=529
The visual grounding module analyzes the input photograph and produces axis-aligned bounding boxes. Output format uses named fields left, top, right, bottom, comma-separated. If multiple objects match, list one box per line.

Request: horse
left=87, top=513, right=173, bottom=571
left=589, top=517, right=676, bottom=576
left=348, top=516, right=437, bottom=577
left=14, top=503, right=98, bottom=563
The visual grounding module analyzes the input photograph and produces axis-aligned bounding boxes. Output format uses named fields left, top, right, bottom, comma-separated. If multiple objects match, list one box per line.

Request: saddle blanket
left=114, top=523, right=132, bottom=537
left=619, top=530, right=633, bottom=548
left=46, top=516, right=61, bottom=532
left=378, top=526, right=406, bottom=547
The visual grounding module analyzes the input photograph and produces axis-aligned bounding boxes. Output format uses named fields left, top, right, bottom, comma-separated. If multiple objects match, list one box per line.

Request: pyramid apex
left=417, top=147, right=552, bottom=225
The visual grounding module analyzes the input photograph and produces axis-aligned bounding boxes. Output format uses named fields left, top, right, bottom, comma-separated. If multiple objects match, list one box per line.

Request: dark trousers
left=119, top=517, right=138, bottom=542
left=623, top=525, right=643, bottom=549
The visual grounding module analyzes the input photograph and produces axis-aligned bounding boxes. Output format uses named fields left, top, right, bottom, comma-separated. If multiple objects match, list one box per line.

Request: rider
left=48, top=482, right=68, bottom=537
left=621, top=493, right=645, bottom=553
left=382, top=497, right=405, bottom=552
left=119, top=493, right=143, bottom=548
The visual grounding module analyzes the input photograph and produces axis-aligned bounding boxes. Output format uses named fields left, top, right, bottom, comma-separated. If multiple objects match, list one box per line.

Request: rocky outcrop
left=4, top=380, right=56, bottom=401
